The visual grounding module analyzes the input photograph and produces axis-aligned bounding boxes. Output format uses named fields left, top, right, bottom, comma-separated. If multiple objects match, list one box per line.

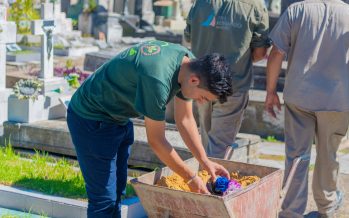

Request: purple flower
left=53, top=65, right=90, bottom=86
left=223, top=179, right=242, bottom=196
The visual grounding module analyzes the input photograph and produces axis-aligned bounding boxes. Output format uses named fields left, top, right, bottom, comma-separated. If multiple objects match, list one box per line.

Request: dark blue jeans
left=67, top=107, right=134, bottom=218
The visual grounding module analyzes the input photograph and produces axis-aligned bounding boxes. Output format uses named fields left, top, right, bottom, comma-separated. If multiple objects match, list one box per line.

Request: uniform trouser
left=67, top=106, right=134, bottom=218
left=198, top=92, right=249, bottom=158
left=279, top=103, right=349, bottom=218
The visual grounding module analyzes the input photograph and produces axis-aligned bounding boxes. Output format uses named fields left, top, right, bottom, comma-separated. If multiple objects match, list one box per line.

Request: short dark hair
left=189, top=53, right=232, bottom=103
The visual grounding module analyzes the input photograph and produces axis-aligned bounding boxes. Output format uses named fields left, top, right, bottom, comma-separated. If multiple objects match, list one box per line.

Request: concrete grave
left=84, top=48, right=129, bottom=71
left=0, top=5, right=16, bottom=124
left=1, top=118, right=260, bottom=168
left=6, top=54, right=40, bottom=63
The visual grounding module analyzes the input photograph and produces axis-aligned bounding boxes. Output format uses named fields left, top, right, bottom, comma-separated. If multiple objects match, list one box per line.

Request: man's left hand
left=201, top=159, right=230, bottom=181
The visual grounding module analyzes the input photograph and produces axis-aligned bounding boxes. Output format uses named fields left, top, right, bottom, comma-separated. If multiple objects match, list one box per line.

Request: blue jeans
left=67, top=107, right=134, bottom=218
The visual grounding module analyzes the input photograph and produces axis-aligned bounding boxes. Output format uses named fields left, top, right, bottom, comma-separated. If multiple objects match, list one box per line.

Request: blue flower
left=214, top=177, right=229, bottom=193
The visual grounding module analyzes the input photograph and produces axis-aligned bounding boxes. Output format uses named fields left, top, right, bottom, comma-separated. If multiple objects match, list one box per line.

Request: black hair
left=188, top=53, right=232, bottom=103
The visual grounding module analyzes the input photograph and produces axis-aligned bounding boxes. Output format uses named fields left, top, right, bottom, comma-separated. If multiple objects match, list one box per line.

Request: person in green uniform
left=67, top=40, right=232, bottom=217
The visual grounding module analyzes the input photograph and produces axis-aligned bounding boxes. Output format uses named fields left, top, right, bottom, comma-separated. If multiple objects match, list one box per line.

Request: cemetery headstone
left=8, top=3, right=69, bottom=123
left=135, top=0, right=155, bottom=25
left=0, top=5, right=16, bottom=124
left=53, top=0, right=74, bottom=34
left=93, top=12, right=123, bottom=44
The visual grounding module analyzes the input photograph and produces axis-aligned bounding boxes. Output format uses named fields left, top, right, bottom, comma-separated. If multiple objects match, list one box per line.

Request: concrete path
left=254, top=139, right=349, bottom=217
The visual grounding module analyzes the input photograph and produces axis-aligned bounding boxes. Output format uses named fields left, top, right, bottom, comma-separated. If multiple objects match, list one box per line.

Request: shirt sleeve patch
left=140, top=44, right=161, bottom=56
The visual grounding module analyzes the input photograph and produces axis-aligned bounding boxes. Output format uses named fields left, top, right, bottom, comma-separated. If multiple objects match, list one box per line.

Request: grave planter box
left=6, top=51, right=41, bottom=62
left=8, top=95, right=46, bottom=123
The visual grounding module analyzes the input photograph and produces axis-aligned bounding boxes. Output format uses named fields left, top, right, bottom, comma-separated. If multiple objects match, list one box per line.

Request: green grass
left=0, top=144, right=136, bottom=200
left=258, top=153, right=285, bottom=161
left=8, top=50, right=35, bottom=55
left=17, top=42, right=41, bottom=47
left=54, top=44, right=65, bottom=50
left=263, top=136, right=282, bottom=143
left=339, top=148, right=349, bottom=154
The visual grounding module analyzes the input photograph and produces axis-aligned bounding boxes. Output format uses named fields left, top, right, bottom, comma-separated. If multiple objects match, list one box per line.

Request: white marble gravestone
left=0, top=5, right=16, bottom=124
left=7, top=3, right=69, bottom=123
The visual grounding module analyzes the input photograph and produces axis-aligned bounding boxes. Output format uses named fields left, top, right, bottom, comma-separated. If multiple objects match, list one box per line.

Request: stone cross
left=31, top=3, right=56, bottom=80
left=0, top=5, right=16, bottom=90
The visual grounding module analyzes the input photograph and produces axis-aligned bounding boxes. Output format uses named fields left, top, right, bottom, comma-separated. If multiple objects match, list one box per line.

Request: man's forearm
left=176, top=116, right=209, bottom=165
left=266, top=46, right=284, bottom=93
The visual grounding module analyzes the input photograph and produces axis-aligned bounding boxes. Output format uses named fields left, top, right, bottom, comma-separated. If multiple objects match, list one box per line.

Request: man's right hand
left=187, top=176, right=210, bottom=194
left=265, top=92, right=281, bottom=118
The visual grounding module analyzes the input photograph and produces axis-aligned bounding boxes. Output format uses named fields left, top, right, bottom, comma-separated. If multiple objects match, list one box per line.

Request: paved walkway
left=255, top=139, right=349, bottom=217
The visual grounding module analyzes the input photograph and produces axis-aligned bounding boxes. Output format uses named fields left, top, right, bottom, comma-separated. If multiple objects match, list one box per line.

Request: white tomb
left=0, top=5, right=16, bottom=124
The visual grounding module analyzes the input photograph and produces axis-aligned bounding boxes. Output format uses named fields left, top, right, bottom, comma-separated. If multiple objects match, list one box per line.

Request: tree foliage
left=9, top=0, right=40, bottom=34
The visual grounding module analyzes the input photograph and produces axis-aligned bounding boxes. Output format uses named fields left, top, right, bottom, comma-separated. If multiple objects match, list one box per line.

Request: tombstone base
left=8, top=93, right=67, bottom=123
left=39, top=77, right=69, bottom=94
left=0, top=89, right=12, bottom=124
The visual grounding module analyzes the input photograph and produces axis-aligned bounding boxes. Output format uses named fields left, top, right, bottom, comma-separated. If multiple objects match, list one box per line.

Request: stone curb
left=0, top=185, right=146, bottom=218
left=0, top=184, right=87, bottom=218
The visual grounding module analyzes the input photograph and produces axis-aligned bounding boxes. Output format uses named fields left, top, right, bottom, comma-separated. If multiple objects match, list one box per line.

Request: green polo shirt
left=69, top=40, right=195, bottom=125
left=184, top=0, right=270, bottom=93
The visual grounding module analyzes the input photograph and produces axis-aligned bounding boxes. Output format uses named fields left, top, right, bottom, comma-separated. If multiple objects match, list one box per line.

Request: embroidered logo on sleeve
left=140, top=45, right=161, bottom=56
